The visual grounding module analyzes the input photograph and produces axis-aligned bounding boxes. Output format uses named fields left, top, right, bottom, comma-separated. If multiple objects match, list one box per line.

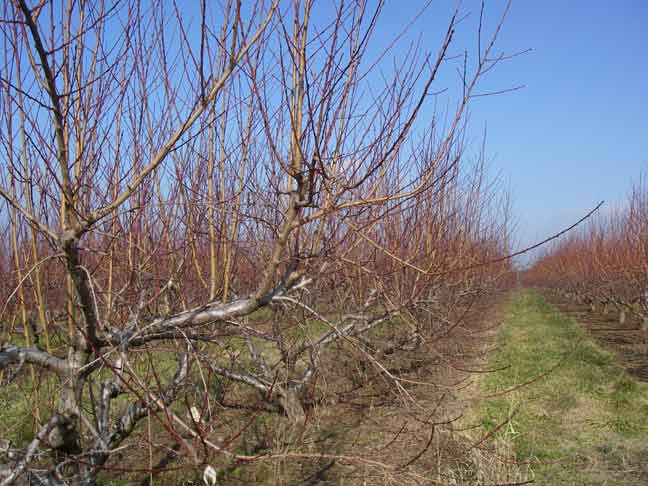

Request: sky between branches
left=374, top=0, right=647, bottom=254
left=115, top=0, right=648, bottom=260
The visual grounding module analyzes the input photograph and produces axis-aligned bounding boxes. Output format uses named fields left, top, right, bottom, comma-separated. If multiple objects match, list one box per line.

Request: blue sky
left=5, top=1, right=643, bottom=259
left=149, top=0, right=647, bottom=254
left=99, top=1, right=647, bottom=255
left=371, top=1, right=647, bottom=251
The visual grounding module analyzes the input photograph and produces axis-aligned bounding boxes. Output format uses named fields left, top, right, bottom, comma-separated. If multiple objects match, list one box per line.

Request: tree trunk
left=278, top=389, right=305, bottom=421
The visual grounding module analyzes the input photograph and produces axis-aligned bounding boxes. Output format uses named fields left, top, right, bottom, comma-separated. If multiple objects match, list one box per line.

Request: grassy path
left=478, top=290, right=648, bottom=485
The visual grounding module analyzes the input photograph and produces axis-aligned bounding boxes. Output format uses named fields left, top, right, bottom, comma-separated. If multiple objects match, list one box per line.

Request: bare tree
left=0, top=0, right=516, bottom=484
left=530, top=175, right=648, bottom=329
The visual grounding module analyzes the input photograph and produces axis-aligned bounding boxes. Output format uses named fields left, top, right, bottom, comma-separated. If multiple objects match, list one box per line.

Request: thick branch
left=0, top=345, right=69, bottom=374
left=0, top=187, right=59, bottom=243
left=114, top=275, right=304, bottom=347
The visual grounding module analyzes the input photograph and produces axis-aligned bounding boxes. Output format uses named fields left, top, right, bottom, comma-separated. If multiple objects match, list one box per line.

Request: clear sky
left=371, top=0, right=647, bottom=252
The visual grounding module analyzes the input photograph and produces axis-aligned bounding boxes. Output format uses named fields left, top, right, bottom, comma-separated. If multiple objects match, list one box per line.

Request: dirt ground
left=540, top=291, right=648, bottom=383
left=312, top=290, right=521, bottom=485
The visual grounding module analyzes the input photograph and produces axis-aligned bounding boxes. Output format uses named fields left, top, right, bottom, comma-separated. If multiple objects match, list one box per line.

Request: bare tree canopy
left=0, top=1, right=516, bottom=484
left=529, top=175, right=648, bottom=332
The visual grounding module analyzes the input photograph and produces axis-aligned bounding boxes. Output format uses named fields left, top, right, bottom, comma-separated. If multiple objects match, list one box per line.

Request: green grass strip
left=479, top=290, right=648, bottom=485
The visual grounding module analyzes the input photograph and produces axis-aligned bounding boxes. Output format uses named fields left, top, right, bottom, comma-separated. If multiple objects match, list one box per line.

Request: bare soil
left=539, top=290, right=648, bottom=382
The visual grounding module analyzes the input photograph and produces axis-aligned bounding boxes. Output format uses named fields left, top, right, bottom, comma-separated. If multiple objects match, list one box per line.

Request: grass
left=0, top=371, right=59, bottom=446
left=478, top=290, right=648, bottom=485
